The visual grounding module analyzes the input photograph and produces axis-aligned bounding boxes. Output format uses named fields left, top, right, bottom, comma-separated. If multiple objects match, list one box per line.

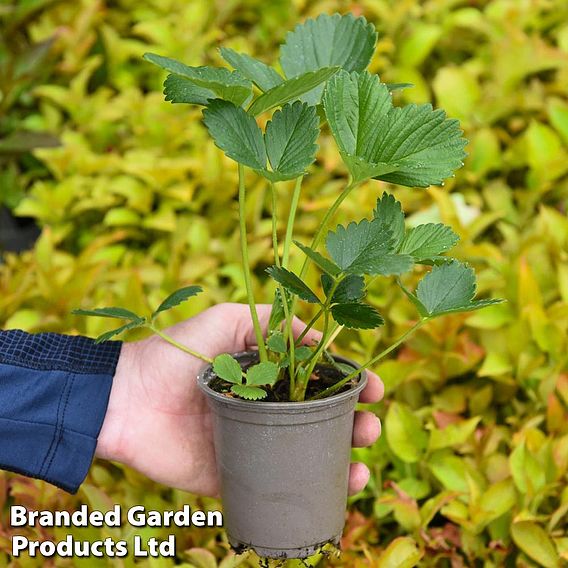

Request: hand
left=97, top=303, right=384, bottom=497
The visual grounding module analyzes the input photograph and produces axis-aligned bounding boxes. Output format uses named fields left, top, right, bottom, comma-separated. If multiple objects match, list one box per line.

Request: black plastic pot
left=0, top=207, right=40, bottom=253
left=197, top=351, right=367, bottom=559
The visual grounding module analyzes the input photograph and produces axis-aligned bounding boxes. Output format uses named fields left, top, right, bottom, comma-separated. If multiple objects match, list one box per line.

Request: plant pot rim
left=197, top=350, right=368, bottom=411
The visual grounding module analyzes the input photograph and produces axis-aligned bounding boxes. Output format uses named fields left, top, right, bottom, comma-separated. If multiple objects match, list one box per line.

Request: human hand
left=96, top=303, right=384, bottom=497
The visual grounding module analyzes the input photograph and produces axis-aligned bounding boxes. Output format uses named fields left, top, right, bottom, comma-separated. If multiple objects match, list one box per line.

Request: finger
left=352, top=411, right=381, bottom=447
left=358, top=371, right=384, bottom=404
left=348, top=463, right=370, bottom=495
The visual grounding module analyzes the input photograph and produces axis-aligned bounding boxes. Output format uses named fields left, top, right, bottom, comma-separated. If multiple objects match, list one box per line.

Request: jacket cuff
left=0, top=331, right=122, bottom=493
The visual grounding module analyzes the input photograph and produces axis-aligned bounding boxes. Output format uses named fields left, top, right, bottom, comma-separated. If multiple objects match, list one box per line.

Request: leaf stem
left=148, top=324, right=213, bottom=364
left=310, top=319, right=426, bottom=400
left=298, top=178, right=358, bottom=279
left=270, top=182, right=280, bottom=265
left=238, top=164, right=268, bottom=361
left=289, top=178, right=359, bottom=326
left=295, top=307, right=323, bottom=346
left=279, top=175, right=303, bottom=394
left=270, top=181, right=296, bottom=387
left=303, top=310, right=330, bottom=379
left=282, top=175, right=303, bottom=268
left=324, top=322, right=342, bottom=350
left=282, top=292, right=295, bottom=391
left=294, top=277, right=342, bottom=399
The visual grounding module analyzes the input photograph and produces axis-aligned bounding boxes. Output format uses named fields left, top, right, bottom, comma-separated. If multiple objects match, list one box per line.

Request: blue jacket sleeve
left=0, top=330, right=122, bottom=493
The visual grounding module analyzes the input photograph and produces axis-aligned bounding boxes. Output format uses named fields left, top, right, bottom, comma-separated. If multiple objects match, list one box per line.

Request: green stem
left=298, top=178, right=358, bottom=280
left=282, top=175, right=303, bottom=268
left=295, top=307, right=323, bottom=346
left=238, top=164, right=267, bottom=361
left=270, top=181, right=296, bottom=387
left=282, top=292, right=295, bottom=392
left=292, top=308, right=330, bottom=402
left=323, top=322, right=341, bottom=350
left=289, top=179, right=359, bottom=321
left=303, top=310, right=330, bottom=374
left=311, top=319, right=426, bottom=400
left=148, top=325, right=213, bottom=364
left=270, top=182, right=280, bottom=266
left=293, top=278, right=342, bottom=400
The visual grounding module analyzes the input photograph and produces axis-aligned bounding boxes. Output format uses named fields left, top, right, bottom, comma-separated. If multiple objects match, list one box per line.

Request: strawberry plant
left=75, top=13, right=502, bottom=402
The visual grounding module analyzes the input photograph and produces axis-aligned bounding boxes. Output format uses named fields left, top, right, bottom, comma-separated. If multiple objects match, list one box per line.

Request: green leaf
left=376, top=537, right=422, bottom=568
left=246, top=361, right=280, bottom=386
left=510, top=441, right=546, bottom=494
left=267, top=288, right=291, bottom=332
left=335, top=362, right=356, bottom=375
left=386, top=401, right=428, bottom=463
left=323, top=70, right=467, bottom=186
left=428, top=453, right=469, bottom=493
left=386, top=82, right=414, bottom=92
left=340, top=155, right=399, bottom=183
left=324, top=71, right=392, bottom=158
left=373, top=103, right=467, bottom=188
left=294, top=241, right=341, bottom=276
left=323, top=274, right=365, bottom=303
left=428, top=417, right=480, bottom=451
left=203, top=100, right=319, bottom=181
left=95, top=319, right=145, bottom=343
left=219, top=47, right=283, bottom=91
left=321, top=273, right=334, bottom=297
left=355, top=251, right=413, bottom=277
left=294, top=346, right=313, bottom=360
left=397, top=278, right=430, bottom=319
left=248, top=67, right=339, bottom=116
left=326, top=219, right=390, bottom=271
left=399, top=224, right=459, bottom=262
left=264, top=102, right=319, bottom=180
left=281, top=345, right=313, bottom=368
left=153, top=285, right=203, bottom=316
left=373, top=193, right=405, bottom=249
left=326, top=219, right=413, bottom=276
left=202, top=100, right=266, bottom=170
left=280, top=13, right=377, bottom=105
left=419, top=256, right=455, bottom=266
left=472, top=479, right=516, bottom=528
left=213, top=354, right=243, bottom=384
left=511, top=522, right=560, bottom=568
left=184, top=548, right=218, bottom=568
left=72, top=307, right=142, bottom=320
left=331, top=302, right=384, bottom=329
left=231, top=384, right=267, bottom=400
left=267, top=332, right=287, bottom=353
left=143, top=53, right=252, bottom=106
left=416, top=260, right=504, bottom=317
left=266, top=266, right=320, bottom=303
left=163, top=74, right=215, bottom=105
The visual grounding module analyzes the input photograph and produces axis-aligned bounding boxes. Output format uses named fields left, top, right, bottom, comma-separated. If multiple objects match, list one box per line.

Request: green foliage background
left=1, top=0, right=568, bottom=566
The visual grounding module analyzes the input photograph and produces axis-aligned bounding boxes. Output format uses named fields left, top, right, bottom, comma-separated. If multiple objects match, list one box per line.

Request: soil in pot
left=207, top=355, right=354, bottom=402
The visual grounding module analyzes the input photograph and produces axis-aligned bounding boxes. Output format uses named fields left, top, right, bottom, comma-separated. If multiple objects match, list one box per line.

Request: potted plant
left=75, top=13, right=503, bottom=559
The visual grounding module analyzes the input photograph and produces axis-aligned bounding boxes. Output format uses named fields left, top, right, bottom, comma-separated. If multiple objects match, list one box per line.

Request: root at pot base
left=232, top=535, right=342, bottom=562
left=208, top=357, right=355, bottom=402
